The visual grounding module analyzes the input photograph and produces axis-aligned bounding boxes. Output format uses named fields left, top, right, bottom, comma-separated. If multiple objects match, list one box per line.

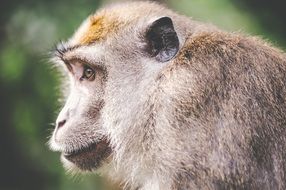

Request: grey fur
left=49, top=2, right=286, bottom=190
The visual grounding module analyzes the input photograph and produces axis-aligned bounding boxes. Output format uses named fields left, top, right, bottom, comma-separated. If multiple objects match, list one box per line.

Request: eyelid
left=65, top=58, right=104, bottom=70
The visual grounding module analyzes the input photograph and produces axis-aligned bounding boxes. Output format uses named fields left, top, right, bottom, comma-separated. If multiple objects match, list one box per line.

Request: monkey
left=49, top=1, right=286, bottom=190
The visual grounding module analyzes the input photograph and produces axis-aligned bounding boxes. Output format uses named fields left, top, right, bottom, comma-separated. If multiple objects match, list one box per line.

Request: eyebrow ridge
left=52, top=42, right=104, bottom=70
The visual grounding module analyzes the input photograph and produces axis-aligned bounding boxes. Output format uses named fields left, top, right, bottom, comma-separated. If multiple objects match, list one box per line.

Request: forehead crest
left=69, top=2, right=164, bottom=46
left=76, top=14, right=122, bottom=45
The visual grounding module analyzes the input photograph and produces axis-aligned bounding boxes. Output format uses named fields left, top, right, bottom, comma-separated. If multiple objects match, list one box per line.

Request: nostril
left=57, top=120, right=66, bottom=129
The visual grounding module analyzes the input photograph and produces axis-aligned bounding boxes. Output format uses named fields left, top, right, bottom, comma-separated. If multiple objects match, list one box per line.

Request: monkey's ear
left=146, top=17, right=179, bottom=62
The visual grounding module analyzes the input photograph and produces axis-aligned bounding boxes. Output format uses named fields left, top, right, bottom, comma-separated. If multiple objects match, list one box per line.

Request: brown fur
left=79, top=15, right=122, bottom=45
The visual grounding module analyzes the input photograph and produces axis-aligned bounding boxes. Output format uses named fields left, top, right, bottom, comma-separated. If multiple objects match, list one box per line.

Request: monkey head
left=49, top=2, right=187, bottom=174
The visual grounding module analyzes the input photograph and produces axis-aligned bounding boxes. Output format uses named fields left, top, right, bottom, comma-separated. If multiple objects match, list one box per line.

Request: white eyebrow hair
left=61, top=45, right=106, bottom=66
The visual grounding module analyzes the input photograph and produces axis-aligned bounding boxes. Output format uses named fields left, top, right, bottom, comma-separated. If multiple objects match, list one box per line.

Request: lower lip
left=63, top=139, right=112, bottom=170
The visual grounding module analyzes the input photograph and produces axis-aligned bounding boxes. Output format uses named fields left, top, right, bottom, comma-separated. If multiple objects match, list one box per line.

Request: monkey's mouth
left=63, top=138, right=112, bottom=171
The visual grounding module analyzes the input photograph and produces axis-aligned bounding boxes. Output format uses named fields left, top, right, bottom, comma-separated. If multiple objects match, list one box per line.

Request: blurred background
left=0, top=0, right=285, bottom=189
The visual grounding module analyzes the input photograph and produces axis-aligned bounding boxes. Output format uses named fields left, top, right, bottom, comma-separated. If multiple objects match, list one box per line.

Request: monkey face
left=49, top=55, right=112, bottom=171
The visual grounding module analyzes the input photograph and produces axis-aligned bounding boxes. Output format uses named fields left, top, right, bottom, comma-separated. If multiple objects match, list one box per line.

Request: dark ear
left=146, top=17, right=179, bottom=62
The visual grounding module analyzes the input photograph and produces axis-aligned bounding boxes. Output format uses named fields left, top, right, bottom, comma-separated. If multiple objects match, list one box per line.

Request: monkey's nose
left=56, top=107, right=70, bottom=129
left=57, top=119, right=66, bottom=129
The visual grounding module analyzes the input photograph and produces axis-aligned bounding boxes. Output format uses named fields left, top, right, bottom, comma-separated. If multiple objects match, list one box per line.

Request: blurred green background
left=0, top=0, right=285, bottom=189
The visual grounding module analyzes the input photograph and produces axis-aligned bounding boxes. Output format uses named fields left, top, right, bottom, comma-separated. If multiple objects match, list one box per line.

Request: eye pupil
left=85, top=69, right=92, bottom=76
left=82, top=66, right=95, bottom=81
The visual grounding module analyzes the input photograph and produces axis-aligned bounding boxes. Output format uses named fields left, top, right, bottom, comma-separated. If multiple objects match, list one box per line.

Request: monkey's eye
left=80, top=65, right=95, bottom=81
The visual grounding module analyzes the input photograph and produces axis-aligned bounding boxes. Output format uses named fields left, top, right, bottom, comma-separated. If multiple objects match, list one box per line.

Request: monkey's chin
left=61, top=139, right=112, bottom=172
